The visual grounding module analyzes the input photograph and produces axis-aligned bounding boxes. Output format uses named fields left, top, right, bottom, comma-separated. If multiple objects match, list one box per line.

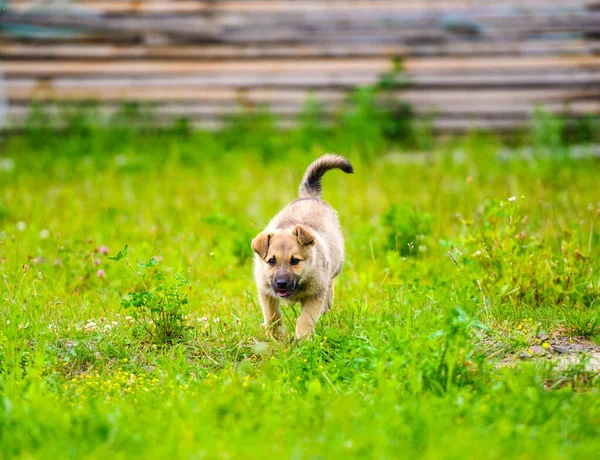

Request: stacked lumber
left=1, top=0, right=599, bottom=131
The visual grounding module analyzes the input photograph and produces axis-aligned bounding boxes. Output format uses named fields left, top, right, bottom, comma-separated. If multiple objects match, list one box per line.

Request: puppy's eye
left=290, top=257, right=301, bottom=266
left=267, top=257, right=276, bottom=267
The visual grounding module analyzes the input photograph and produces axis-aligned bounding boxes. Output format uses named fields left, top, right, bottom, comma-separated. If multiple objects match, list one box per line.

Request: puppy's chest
left=291, top=276, right=327, bottom=302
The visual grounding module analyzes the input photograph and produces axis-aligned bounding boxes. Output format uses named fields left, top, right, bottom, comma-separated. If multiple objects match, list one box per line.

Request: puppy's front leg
left=295, top=295, right=326, bottom=339
left=259, top=291, right=284, bottom=337
left=323, top=279, right=335, bottom=313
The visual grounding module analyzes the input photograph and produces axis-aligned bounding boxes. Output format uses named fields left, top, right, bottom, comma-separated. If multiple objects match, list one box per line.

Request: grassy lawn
left=0, top=124, right=599, bottom=458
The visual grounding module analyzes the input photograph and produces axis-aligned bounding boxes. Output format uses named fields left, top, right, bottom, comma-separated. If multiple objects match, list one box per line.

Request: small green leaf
left=108, top=245, right=128, bottom=261
left=138, top=257, right=158, bottom=269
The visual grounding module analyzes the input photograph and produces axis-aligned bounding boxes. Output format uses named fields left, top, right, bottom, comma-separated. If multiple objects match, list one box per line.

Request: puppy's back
left=271, top=197, right=340, bottom=235
left=268, top=154, right=352, bottom=268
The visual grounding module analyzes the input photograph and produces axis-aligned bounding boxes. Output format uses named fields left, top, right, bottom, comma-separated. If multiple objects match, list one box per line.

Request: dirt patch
left=499, top=335, right=600, bottom=372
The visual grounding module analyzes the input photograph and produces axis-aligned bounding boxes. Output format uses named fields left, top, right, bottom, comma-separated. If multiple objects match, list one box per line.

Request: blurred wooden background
left=1, top=0, right=599, bottom=131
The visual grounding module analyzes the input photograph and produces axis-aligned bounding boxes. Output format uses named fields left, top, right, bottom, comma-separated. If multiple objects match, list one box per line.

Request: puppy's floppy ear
left=293, top=225, right=316, bottom=246
left=251, top=232, right=272, bottom=259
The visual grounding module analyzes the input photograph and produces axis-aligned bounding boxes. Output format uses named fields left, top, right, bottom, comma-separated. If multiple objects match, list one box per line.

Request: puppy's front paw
left=294, top=324, right=314, bottom=340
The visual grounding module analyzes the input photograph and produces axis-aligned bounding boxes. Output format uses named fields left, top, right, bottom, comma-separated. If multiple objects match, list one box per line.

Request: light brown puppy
left=251, top=154, right=353, bottom=338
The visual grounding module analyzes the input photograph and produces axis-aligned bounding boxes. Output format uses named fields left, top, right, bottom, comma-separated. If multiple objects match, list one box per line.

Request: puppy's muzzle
left=272, top=277, right=297, bottom=298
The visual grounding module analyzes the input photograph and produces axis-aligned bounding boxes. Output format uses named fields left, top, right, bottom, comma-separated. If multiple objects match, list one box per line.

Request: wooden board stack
left=1, top=0, right=599, bottom=131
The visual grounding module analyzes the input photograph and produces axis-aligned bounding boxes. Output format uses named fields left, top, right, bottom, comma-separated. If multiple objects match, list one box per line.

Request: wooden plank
left=0, top=13, right=218, bottom=41
left=0, top=40, right=598, bottom=60
left=6, top=70, right=600, bottom=92
left=6, top=85, right=599, bottom=104
left=7, top=100, right=599, bottom=120
left=3, top=11, right=598, bottom=44
left=5, top=10, right=599, bottom=31
left=1, top=59, right=391, bottom=77
left=8, top=0, right=596, bottom=15
left=5, top=87, right=346, bottom=102
left=0, top=28, right=590, bottom=47
left=3, top=56, right=600, bottom=78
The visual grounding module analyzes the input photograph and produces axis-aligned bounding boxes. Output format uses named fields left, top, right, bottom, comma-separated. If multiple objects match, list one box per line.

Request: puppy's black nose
left=276, top=279, right=289, bottom=289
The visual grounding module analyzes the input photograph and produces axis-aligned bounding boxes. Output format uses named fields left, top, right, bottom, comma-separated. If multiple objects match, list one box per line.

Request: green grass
left=0, top=124, right=599, bottom=459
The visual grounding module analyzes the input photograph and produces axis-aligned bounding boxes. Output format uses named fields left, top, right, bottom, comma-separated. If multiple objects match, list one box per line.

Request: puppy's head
left=251, top=225, right=316, bottom=298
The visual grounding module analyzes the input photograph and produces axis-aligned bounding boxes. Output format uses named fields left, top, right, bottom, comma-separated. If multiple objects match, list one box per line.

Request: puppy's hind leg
left=322, top=279, right=335, bottom=313
left=259, top=291, right=284, bottom=337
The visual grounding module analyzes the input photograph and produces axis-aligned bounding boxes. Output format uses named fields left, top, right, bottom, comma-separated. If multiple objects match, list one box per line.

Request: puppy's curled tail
left=298, top=154, right=353, bottom=198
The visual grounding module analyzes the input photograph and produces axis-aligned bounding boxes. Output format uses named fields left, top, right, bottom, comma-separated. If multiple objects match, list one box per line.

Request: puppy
left=251, top=154, right=353, bottom=338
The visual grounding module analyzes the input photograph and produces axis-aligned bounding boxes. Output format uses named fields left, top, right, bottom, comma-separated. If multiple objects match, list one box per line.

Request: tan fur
left=251, top=154, right=353, bottom=338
